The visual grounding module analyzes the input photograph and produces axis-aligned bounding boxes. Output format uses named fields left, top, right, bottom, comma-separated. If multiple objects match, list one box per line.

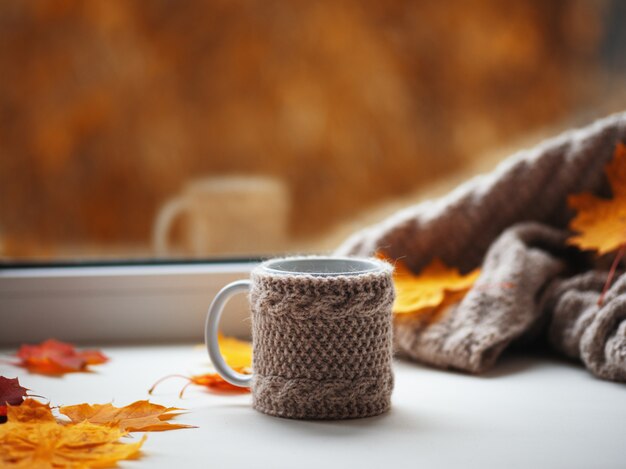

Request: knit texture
left=249, top=257, right=395, bottom=419
left=336, top=112, right=626, bottom=383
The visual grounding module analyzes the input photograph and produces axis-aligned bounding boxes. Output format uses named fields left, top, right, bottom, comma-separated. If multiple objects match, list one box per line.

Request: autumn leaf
left=0, top=377, right=29, bottom=420
left=388, top=257, right=480, bottom=316
left=4, top=398, right=55, bottom=423
left=184, top=368, right=252, bottom=393
left=60, top=400, right=195, bottom=432
left=568, top=142, right=626, bottom=254
left=150, top=335, right=252, bottom=397
left=1, top=400, right=144, bottom=468
left=149, top=366, right=252, bottom=397
left=568, top=142, right=626, bottom=304
left=217, top=333, right=252, bottom=368
left=15, top=339, right=108, bottom=375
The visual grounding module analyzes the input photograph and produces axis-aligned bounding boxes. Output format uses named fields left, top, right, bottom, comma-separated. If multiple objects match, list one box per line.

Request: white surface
left=1, top=345, right=624, bottom=469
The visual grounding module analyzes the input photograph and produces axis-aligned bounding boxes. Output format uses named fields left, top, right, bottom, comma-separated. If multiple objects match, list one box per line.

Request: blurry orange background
left=0, top=0, right=624, bottom=259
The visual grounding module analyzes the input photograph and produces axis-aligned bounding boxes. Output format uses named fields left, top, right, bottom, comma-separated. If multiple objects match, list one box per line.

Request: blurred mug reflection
left=154, top=176, right=289, bottom=257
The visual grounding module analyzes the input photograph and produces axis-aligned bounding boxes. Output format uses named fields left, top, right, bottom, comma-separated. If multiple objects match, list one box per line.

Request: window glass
left=1, top=1, right=625, bottom=262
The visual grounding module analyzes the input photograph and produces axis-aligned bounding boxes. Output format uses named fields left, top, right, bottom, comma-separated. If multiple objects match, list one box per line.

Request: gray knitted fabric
left=249, top=257, right=395, bottom=419
left=544, top=269, right=626, bottom=381
left=336, top=112, right=626, bottom=382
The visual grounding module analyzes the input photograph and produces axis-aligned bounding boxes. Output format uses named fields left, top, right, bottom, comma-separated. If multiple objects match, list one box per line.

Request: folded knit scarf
left=335, top=112, right=626, bottom=383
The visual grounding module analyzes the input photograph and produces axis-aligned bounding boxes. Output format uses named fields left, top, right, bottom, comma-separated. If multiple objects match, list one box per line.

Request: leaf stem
left=178, top=382, right=193, bottom=399
left=598, top=243, right=626, bottom=306
left=148, top=374, right=190, bottom=395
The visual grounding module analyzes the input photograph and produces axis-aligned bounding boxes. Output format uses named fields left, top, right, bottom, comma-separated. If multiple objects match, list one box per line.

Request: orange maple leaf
left=15, top=339, right=108, bottom=375
left=383, top=256, right=480, bottom=316
left=568, top=142, right=626, bottom=304
left=59, top=400, right=195, bottom=432
left=149, top=366, right=252, bottom=397
left=1, top=399, right=145, bottom=467
left=150, top=335, right=252, bottom=397
left=184, top=368, right=251, bottom=394
left=4, top=398, right=55, bottom=423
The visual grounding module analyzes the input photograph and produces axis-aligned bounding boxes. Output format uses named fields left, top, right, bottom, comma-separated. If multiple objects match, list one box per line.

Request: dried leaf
left=0, top=377, right=28, bottom=419
left=149, top=367, right=252, bottom=397
left=2, top=400, right=144, bottom=468
left=217, top=334, right=252, bottom=368
left=150, top=335, right=252, bottom=397
left=5, top=398, right=55, bottom=423
left=60, top=400, right=194, bottom=432
left=187, top=367, right=252, bottom=394
left=568, top=143, right=626, bottom=254
left=15, top=339, right=108, bottom=375
left=388, top=257, right=480, bottom=316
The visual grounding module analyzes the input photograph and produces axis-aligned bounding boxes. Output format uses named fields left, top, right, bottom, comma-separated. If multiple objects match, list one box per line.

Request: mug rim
left=261, top=256, right=383, bottom=277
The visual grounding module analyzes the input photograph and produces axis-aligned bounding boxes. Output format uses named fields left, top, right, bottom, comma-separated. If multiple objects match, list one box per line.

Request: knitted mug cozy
left=249, top=257, right=395, bottom=420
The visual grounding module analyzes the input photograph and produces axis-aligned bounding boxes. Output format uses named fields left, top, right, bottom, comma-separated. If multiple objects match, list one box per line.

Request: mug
left=153, top=176, right=289, bottom=256
left=205, top=256, right=395, bottom=420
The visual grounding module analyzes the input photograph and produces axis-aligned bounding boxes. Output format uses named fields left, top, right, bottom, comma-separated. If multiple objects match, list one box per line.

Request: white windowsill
left=1, top=262, right=624, bottom=468
left=0, top=344, right=623, bottom=469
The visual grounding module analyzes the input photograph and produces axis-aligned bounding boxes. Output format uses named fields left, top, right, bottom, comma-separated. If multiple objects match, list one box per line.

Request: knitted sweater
left=336, top=112, right=626, bottom=382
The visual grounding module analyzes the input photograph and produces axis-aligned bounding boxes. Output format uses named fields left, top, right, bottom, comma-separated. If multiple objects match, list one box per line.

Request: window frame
left=0, top=259, right=258, bottom=346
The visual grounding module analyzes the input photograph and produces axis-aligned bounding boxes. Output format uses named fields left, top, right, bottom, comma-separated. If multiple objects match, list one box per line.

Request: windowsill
left=2, top=344, right=624, bottom=468
left=0, top=262, right=257, bottom=346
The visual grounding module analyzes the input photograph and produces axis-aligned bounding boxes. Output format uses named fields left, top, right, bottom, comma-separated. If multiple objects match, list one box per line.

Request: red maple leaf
left=0, top=376, right=29, bottom=421
left=15, top=339, right=108, bottom=375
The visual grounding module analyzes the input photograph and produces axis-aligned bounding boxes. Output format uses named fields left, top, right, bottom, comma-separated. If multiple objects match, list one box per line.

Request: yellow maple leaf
left=568, top=143, right=626, bottom=254
left=217, top=333, right=252, bottom=368
left=6, top=398, right=56, bottom=423
left=1, top=399, right=145, bottom=468
left=194, top=334, right=252, bottom=367
left=59, top=400, right=195, bottom=432
left=389, top=257, right=480, bottom=315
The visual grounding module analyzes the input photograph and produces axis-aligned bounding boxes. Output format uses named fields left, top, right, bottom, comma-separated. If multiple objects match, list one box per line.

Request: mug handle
left=153, top=195, right=189, bottom=256
left=205, top=280, right=253, bottom=387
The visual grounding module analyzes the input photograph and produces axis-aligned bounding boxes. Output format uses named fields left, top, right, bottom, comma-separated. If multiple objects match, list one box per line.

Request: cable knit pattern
left=249, top=257, right=395, bottom=420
